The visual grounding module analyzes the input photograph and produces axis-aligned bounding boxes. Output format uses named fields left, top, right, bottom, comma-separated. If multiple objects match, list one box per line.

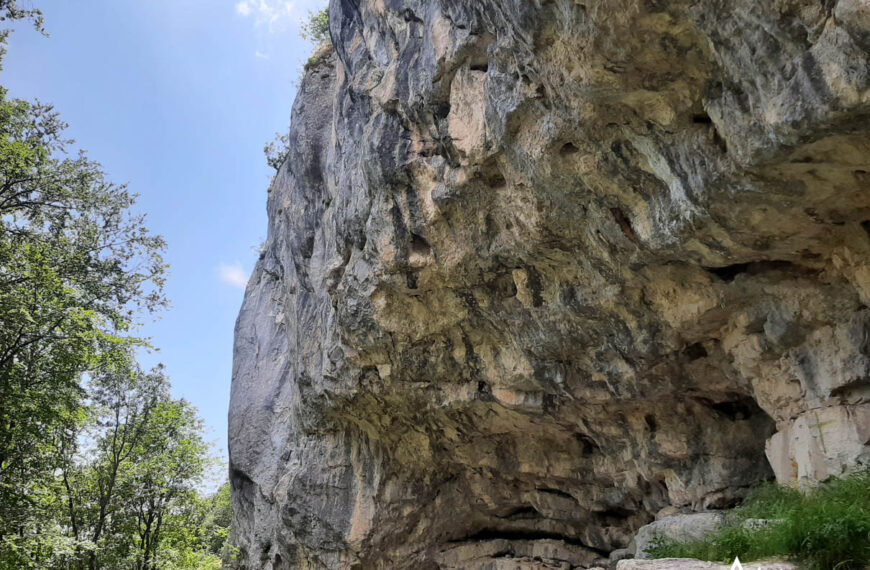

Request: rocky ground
left=229, top=0, right=870, bottom=568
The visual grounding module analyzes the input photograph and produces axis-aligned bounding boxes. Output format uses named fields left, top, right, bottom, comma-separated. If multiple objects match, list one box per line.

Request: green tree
left=153, top=483, right=231, bottom=570
left=300, top=8, right=329, bottom=46
left=0, top=0, right=43, bottom=30
left=123, top=399, right=210, bottom=569
left=0, top=0, right=46, bottom=64
left=0, top=4, right=231, bottom=568
left=263, top=131, right=290, bottom=171
left=56, top=361, right=216, bottom=570
left=0, top=86, right=167, bottom=553
left=201, top=483, right=232, bottom=556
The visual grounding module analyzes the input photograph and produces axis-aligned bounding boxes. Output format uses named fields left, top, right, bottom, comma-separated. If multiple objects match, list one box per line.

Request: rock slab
left=633, top=513, right=724, bottom=559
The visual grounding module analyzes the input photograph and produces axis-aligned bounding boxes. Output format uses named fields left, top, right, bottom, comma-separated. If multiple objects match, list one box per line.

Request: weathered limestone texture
left=632, top=513, right=724, bottom=560
left=229, top=0, right=870, bottom=568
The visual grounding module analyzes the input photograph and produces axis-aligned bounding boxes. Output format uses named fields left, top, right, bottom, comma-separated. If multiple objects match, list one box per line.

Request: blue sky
left=3, top=0, right=326, bottom=465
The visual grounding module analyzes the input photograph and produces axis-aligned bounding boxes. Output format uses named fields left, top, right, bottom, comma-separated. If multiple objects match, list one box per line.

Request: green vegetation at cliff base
left=648, top=469, right=870, bottom=569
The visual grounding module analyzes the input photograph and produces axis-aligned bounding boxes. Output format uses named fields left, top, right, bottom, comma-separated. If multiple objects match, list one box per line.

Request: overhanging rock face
left=229, top=1, right=870, bottom=568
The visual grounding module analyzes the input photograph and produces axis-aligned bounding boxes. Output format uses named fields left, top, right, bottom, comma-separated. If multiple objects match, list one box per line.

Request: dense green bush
left=649, top=470, right=870, bottom=569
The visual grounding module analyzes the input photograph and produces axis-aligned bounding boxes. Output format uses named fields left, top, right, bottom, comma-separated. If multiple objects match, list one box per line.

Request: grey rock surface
left=229, top=0, right=870, bottom=568
left=632, top=513, right=724, bottom=559
left=610, top=548, right=634, bottom=562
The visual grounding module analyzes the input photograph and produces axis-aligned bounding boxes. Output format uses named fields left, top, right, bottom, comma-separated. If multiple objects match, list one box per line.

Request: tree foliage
left=0, top=0, right=44, bottom=30
left=0, top=85, right=167, bottom=545
left=59, top=362, right=215, bottom=570
left=299, top=8, right=329, bottom=47
left=0, top=0, right=46, bottom=65
left=0, top=5, right=233, bottom=568
left=0, top=357, right=229, bottom=569
left=263, top=131, right=290, bottom=172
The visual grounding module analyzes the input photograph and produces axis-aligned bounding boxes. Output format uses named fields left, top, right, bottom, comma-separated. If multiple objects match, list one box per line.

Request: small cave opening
left=831, top=378, right=870, bottom=397
left=560, top=142, right=580, bottom=157
left=575, top=433, right=601, bottom=457
left=705, top=262, right=750, bottom=281
left=480, top=159, right=507, bottom=189
left=593, top=506, right=634, bottom=522
left=683, top=342, right=708, bottom=361
left=410, top=232, right=431, bottom=256
left=489, top=272, right=518, bottom=298
left=708, top=396, right=767, bottom=422
left=610, top=207, right=639, bottom=244
left=536, top=488, right=576, bottom=501
left=692, top=112, right=727, bottom=153
left=400, top=7, right=424, bottom=23
left=448, top=529, right=596, bottom=550
left=470, top=62, right=489, bottom=72
left=486, top=172, right=507, bottom=188
left=477, top=380, right=493, bottom=401
left=230, top=465, right=255, bottom=488
left=703, top=260, right=816, bottom=283
left=300, top=234, right=315, bottom=260
left=433, top=101, right=451, bottom=120
left=498, top=506, right=540, bottom=520
left=791, top=155, right=815, bottom=163
left=259, top=542, right=273, bottom=563
left=691, top=394, right=774, bottom=435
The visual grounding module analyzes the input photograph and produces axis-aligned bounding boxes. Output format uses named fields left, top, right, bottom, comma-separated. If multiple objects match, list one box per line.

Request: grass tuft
left=648, top=470, right=870, bottom=569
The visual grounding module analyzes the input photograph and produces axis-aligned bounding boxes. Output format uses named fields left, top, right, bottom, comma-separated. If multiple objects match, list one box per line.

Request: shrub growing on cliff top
left=648, top=469, right=870, bottom=569
left=264, top=131, right=290, bottom=171
left=300, top=8, right=329, bottom=47
left=262, top=7, right=331, bottom=172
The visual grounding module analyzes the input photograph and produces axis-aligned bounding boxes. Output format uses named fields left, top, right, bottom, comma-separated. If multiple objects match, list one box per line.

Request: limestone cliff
left=229, top=1, right=870, bottom=568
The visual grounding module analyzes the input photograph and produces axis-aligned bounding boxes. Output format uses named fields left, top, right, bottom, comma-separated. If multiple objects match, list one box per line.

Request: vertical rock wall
left=229, top=1, right=870, bottom=568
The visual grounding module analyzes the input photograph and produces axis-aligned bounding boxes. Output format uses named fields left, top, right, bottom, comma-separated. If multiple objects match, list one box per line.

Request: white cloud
left=234, top=0, right=301, bottom=34
left=235, top=0, right=327, bottom=60
left=235, top=1, right=252, bottom=16
left=218, top=262, right=249, bottom=289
